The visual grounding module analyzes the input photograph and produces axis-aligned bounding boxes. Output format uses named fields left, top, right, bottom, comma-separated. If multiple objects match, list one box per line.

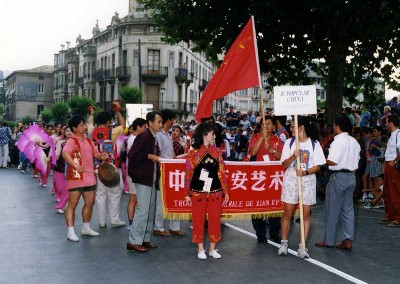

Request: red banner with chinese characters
left=160, top=159, right=285, bottom=217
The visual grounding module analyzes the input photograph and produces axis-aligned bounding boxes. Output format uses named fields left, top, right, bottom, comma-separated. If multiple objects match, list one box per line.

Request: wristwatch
left=305, top=170, right=309, bottom=176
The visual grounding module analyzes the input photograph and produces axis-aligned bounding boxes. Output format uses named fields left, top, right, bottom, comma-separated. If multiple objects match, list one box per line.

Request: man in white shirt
left=153, top=109, right=186, bottom=237
left=315, top=116, right=360, bottom=250
left=382, top=115, right=400, bottom=227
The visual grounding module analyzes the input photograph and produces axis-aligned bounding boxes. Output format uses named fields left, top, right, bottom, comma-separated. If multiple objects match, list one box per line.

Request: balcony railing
left=104, top=69, right=115, bottom=83
left=141, top=66, right=168, bottom=81
left=83, top=45, right=96, bottom=57
left=94, top=69, right=105, bottom=83
left=67, top=55, right=79, bottom=64
left=175, top=68, right=193, bottom=84
left=116, top=66, right=130, bottom=81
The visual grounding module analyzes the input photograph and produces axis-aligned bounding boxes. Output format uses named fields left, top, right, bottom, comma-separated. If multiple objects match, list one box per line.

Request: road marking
left=224, top=223, right=368, bottom=284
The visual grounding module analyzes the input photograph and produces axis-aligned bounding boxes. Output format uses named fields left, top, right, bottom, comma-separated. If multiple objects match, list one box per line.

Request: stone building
left=4, top=66, right=54, bottom=121
left=54, top=0, right=215, bottom=120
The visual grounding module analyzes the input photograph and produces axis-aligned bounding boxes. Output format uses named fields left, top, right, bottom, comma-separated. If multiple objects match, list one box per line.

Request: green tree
left=21, top=115, right=35, bottom=125
left=118, top=85, right=143, bottom=105
left=41, top=108, right=53, bottom=124
left=138, top=0, right=400, bottom=122
left=51, top=102, right=69, bottom=124
left=68, top=96, right=96, bottom=117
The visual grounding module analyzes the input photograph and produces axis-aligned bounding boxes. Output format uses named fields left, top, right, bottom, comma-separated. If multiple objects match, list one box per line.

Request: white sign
left=126, top=104, right=153, bottom=126
left=273, top=85, right=317, bottom=115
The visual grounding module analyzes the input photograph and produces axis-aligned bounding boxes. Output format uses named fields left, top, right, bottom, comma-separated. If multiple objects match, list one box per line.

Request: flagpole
left=294, top=114, right=306, bottom=251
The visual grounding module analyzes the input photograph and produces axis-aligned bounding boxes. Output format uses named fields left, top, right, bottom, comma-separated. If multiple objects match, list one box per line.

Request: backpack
left=91, top=127, right=119, bottom=167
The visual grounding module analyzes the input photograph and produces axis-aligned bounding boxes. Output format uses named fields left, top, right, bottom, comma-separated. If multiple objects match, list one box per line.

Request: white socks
left=82, top=223, right=91, bottom=231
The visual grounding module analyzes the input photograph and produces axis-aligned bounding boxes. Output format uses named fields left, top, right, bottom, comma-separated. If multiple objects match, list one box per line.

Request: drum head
left=97, top=162, right=120, bottom=187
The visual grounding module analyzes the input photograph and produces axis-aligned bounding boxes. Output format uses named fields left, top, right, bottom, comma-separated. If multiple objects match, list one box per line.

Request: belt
left=330, top=169, right=354, bottom=173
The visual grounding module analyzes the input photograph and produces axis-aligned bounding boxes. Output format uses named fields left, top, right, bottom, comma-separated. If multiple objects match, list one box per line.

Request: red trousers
left=191, top=191, right=223, bottom=244
left=383, top=162, right=400, bottom=222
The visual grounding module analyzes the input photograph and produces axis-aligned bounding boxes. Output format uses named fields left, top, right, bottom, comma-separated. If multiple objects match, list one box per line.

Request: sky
left=0, top=0, right=128, bottom=72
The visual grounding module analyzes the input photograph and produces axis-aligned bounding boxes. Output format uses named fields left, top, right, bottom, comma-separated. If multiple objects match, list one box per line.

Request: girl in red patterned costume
left=184, top=122, right=229, bottom=260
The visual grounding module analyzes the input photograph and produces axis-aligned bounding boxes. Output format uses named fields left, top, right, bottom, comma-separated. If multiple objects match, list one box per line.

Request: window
left=168, top=52, right=175, bottom=68
left=253, top=89, right=259, bottom=99
left=38, top=75, right=44, bottom=80
left=149, top=26, right=160, bottom=33
left=148, top=49, right=160, bottom=70
left=239, top=89, right=248, bottom=96
left=37, top=105, right=44, bottom=116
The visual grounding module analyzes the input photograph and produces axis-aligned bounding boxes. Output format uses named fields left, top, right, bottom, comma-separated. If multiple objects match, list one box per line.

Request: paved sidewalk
left=0, top=167, right=399, bottom=284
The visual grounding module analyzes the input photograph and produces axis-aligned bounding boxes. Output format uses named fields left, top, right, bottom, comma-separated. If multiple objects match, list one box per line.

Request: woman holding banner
left=184, top=122, right=229, bottom=260
left=278, top=116, right=326, bottom=258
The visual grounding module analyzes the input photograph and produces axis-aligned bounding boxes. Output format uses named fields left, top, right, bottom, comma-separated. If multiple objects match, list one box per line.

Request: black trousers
left=251, top=215, right=281, bottom=240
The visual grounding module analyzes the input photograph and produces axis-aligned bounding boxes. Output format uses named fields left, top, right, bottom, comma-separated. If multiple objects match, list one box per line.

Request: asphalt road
left=0, top=167, right=399, bottom=284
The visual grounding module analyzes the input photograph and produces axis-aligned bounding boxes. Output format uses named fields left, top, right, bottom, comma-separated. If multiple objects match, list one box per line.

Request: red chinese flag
left=195, top=17, right=261, bottom=122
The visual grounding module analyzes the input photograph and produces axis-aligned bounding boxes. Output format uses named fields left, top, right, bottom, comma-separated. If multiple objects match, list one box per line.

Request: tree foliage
left=51, top=102, right=69, bottom=124
left=119, top=86, right=143, bottom=105
left=68, top=96, right=96, bottom=117
left=40, top=108, right=53, bottom=124
left=138, top=0, right=400, bottom=122
left=21, top=115, right=35, bottom=125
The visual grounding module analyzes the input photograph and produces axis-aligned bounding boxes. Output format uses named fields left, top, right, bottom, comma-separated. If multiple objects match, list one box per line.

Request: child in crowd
left=362, top=174, right=384, bottom=209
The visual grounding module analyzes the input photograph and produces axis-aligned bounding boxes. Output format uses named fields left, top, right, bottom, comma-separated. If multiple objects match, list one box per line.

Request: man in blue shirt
left=0, top=122, right=12, bottom=168
left=225, top=106, right=238, bottom=130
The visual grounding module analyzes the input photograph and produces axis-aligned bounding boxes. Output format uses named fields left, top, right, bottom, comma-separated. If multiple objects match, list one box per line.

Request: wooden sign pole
left=294, top=114, right=306, bottom=250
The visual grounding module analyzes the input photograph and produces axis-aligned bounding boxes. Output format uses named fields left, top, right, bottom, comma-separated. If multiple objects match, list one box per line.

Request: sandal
left=378, top=219, right=392, bottom=225
left=387, top=221, right=400, bottom=227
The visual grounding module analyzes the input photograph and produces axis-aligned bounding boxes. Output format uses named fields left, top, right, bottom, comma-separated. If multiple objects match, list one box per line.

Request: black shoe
left=257, top=237, right=268, bottom=243
left=270, top=235, right=281, bottom=243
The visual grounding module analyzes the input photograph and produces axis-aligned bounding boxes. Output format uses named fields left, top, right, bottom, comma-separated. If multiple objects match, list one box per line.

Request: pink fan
left=17, top=134, right=30, bottom=153
left=115, top=134, right=127, bottom=158
left=34, top=146, right=48, bottom=176
left=24, top=124, right=48, bottom=143
left=46, top=135, right=57, bottom=166
left=24, top=141, right=37, bottom=163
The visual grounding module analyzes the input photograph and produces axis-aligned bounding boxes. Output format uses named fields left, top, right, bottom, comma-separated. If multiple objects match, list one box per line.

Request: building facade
left=53, top=0, right=217, bottom=120
left=4, top=66, right=54, bottom=121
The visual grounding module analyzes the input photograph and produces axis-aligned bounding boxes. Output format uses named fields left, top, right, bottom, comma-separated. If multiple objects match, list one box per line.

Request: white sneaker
left=21, top=170, right=25, bottom=174
left=56, top=209, right=64, bottom=214
left=127, top=225, right=132, bottom=231
left=297, top=244, right=309, bottom=259
left=17, top=165, right=21, bottom=170
left=198, top=250, right=207, bottom=260
left=81, top=228, right=100, bottom=237
left=111, top=220, right=126, bottom=227
left=67, top=234, right=79, bottom=242
left=278, top=242, right=288, bottom=256
left=99, top=223, right=106, bottom=228
left=209, top=249, right=221, bottom=259
left=42, top=184, right=47, bottom=188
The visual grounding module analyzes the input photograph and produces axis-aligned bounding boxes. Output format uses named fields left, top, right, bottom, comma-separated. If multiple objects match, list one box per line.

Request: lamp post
left=160, top=87, right=166, bottom=110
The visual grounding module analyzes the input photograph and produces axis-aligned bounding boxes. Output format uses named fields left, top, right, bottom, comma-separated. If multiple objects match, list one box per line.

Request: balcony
left=104, top=69, right=115, bottom=84
left=141, top=66, right=168, bottom=82
left=199, top=79, right=209, bottom=91
left=67, top=55, right=79, bottom=64
left=83, top=45, right=96, bottom=57
left=116, top=66, right=130, bottom=82
left=94, top=69, right=106, bottom=85
left=54, top=63, right=67, bottom=71
left=175, top=68, right=193, bottom=85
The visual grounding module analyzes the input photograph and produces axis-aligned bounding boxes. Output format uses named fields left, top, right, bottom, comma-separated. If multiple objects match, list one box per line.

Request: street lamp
left=160, top=87, right=166, bottom=109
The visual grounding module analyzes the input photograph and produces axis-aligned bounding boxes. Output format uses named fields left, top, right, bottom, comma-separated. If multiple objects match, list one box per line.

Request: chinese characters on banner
left=160, top=160, right=285, bottom=217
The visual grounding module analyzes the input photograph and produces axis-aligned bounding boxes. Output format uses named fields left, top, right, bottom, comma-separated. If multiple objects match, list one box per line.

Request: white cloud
left=0, top=0, right=128, bottom=71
